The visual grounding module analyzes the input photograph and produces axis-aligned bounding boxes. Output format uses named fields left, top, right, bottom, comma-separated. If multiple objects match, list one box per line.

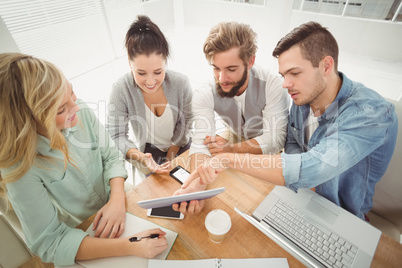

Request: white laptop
left=235, top=186, right=381, bottom=268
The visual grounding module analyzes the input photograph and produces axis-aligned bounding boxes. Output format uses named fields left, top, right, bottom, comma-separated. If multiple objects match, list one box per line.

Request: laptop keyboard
left=264, top=199, right=358, bottom=268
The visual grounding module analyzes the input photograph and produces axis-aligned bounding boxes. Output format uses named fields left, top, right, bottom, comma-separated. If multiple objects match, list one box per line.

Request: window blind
left=0, top=0, right=142, bottom=79
left=102, top=0, right=143, bottom=58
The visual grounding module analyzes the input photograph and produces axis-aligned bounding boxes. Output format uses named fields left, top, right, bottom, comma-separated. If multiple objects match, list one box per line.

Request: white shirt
left=233, top=91, right=246, bottom=118
left=189, top=65, right=290, bottom=156
left=305, top=107, right=319, bottom=146
left=145, top=104, right=174, bottom=152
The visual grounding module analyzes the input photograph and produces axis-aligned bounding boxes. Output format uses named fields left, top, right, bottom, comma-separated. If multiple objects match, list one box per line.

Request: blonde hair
left=0, top=53, right=72, bottom=199
left=203, top=21, right=258, bottom=65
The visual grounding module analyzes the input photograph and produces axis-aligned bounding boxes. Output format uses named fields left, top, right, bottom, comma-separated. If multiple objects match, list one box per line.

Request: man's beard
left=215, top=66, right=248, bottom=98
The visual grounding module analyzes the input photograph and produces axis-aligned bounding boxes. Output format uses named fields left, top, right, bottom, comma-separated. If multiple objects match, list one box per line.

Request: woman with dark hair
left=107, top=15, right=193, bottom=175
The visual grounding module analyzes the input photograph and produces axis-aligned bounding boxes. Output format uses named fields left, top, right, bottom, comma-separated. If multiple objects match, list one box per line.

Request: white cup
left=205, top=209, right=232, bottom=243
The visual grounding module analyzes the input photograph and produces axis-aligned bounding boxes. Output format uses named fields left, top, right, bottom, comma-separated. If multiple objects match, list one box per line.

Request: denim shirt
left=281, top=73, right=398, bottom=219
left=4, top=100, right=127, bottom=266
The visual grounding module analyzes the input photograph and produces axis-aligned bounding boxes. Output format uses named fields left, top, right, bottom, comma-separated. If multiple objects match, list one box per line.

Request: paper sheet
left=148, top=258, right=289, bottom=268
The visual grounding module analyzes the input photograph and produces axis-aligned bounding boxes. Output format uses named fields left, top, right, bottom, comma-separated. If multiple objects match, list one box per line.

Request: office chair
left=0, top=213, right=33, bottom=268
left=367, top=98, right=402, bottom=243
left=0, top=196, right=24, bottom=238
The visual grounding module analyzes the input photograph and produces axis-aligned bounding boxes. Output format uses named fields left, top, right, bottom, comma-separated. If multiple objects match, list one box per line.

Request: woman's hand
left=143, top=153, right=171, bottom=173
left=127, top=148, right=170, bottom=173
left=93, top=197, right=126, bottom=238
left=93, top=177, right=126, bottom=238
left=166, top=145, right=181, bottom=161
left=128, top=228, right=168, bottom=259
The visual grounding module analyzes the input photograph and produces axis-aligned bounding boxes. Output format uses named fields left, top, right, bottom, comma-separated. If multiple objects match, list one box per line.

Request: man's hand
left=171, top=183, right=205, bottom=215
left=174, top=154, right=231, bottom=215
left=204, top=135, right=232, bottom=156
left=182, top=155, right=229, bottom=188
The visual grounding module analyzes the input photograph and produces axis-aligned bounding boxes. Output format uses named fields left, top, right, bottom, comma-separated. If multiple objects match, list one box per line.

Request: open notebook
left=76, top=212, right=177, bottom=268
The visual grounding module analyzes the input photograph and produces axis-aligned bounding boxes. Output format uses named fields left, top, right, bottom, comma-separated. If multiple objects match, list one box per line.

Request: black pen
left=129, top=233, right=159, bottom=242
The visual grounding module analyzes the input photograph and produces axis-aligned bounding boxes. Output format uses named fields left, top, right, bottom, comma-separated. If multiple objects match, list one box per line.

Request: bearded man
left=188, top=21, right=290, bottom=172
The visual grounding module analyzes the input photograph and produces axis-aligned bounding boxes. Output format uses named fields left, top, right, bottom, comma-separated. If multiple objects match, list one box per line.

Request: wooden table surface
left=21, top=151, right=402, bottom=267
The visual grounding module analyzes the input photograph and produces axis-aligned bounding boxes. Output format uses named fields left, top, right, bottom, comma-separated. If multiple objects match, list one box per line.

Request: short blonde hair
left=203, top=21, right=258, bottom=65
left=0, top=53, right=71, bottom=198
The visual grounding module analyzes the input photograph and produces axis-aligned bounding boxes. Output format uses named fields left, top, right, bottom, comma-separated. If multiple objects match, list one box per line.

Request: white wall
left=181, top=0, right=294, bottom=72
left=289, top=10, right=402, bottom=62
left=143, top=0, right=175, bottom=27
left=178, top=1, right=402, bottom=99
left=180, top=1, right=402, bottom=63
left=0, top=17, right=19, bottom=53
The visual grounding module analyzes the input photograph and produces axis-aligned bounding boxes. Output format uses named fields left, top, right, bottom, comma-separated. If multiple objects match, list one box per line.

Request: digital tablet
left=137, top=187, right=225, bottom=209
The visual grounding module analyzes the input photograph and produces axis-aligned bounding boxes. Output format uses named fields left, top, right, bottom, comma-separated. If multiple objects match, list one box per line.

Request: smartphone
left=169, top=165, right=190, bottom=184
left=146, top=206, right=184, bottom=220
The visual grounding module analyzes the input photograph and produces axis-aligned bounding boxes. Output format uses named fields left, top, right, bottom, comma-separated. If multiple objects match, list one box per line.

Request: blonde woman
left=0, top=53, right=167, bottom=266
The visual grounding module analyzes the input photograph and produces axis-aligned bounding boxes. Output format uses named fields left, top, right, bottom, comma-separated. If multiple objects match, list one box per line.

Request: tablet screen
left=137, top=187, right=225, bottom=209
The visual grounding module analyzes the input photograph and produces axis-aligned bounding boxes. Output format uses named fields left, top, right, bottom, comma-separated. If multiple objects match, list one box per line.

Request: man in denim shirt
left=271, top=21, right=398, bottom=220
left=177, top=21, right=398, bottom=221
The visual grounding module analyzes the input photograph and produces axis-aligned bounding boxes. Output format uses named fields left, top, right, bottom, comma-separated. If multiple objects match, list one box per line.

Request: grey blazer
left=107, top=70, right=193, bottom=157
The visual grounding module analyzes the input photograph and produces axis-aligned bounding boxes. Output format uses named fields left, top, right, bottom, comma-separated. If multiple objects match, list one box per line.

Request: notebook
left=76, top=212, right=178, bottom=268
left=148, top=258, right=289, bottom=268
left=235, top=186, right=381, bottom=268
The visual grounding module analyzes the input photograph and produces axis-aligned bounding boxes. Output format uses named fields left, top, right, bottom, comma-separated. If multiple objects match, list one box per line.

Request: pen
left=129, top=233, right=160, bottom=242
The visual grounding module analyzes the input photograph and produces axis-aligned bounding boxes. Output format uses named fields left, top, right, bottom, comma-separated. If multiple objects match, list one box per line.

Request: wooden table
left=125, top=151, right=402, bottom=267
left=22, top=151, right=402, bottom=267
left=120, top=157, right=303, bottom=266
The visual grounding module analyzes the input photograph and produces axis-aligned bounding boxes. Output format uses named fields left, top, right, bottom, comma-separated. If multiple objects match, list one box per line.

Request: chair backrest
left=0, top=196, right=24, bottom=238
left=0, top=213, right=33, bottom=268
left=370, top=98, right=402, bottom=233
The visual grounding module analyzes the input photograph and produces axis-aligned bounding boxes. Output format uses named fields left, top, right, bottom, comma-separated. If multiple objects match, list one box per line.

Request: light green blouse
left=3, top=100, right=128, bottom=266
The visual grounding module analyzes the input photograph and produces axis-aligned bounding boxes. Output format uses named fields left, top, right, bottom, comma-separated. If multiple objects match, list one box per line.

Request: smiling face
left=278, top=45, right=327, bottom=107
left=129, top=53, right=166, bottom=95
left=55, top=82, right=79, bottom=130
left=211, top=47, right=252, bottom=97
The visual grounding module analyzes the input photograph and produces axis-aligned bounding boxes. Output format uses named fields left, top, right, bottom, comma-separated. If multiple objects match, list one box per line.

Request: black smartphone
left=169, top=165, right=190, bottom=184
left=146, top=206, right=184, bottom=220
